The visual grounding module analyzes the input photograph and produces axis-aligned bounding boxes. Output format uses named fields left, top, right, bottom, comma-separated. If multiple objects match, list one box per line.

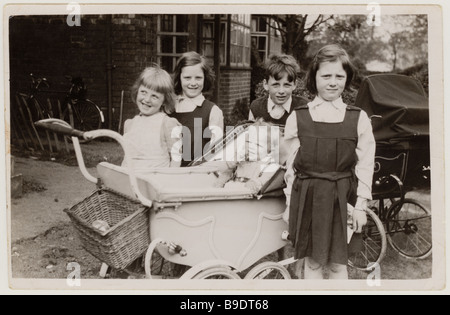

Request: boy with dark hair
left=249, top=54, right=309, bottom=125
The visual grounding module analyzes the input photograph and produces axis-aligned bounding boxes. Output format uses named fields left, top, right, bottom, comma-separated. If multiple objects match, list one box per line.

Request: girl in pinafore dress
left=171, top=51, right=224, bottom=167
left=122, top=65, right=182, bottom=171
left=283, top=44, right=375, bottom=279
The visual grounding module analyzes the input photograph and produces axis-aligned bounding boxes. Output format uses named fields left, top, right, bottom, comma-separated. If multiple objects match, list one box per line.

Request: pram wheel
left=348, top=208, right=387, bottom=271
left=244, top=261, right=291, bottom=279
left=386, top=198, right=432, bottom=259
left=144, top=239, right=173, bottom=279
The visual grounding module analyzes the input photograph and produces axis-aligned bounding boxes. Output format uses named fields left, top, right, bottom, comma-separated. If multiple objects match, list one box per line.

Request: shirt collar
left=308, top=96, right=346, bottom=110
left=267, top=96, right=292, bottom=113
left=178, top=94, right=205, bottom=107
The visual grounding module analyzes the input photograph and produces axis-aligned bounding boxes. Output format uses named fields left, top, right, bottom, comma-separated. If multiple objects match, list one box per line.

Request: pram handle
left=34, top=119, right=153, bottom=208
left=35, top=119, right=85, bottom=138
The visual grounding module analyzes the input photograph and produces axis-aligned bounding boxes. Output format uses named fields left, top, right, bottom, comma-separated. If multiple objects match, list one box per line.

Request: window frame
left=229, top=14, right=251, bottom=68
left=156, top=15, right=190, bottom=71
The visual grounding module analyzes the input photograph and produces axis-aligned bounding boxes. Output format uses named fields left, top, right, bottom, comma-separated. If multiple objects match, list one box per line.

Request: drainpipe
left=106, top=15, right=113, bottom=130
left=213, top=14, right=221, bottom=105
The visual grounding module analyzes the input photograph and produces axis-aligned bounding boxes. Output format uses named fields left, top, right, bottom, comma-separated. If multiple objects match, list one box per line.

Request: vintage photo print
left=1, top=1, right=447, bottom=294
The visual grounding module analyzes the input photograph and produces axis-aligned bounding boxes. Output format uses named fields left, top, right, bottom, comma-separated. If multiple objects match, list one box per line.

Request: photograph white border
left=1, top=0, right=448, bottom=294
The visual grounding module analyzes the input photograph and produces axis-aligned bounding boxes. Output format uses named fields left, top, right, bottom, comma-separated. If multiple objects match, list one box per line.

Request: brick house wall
left=110, top=15, right=157, bottom=130
left=9, top=14, right=252, bottom=131
left=217, top=68, right=251, bottom=125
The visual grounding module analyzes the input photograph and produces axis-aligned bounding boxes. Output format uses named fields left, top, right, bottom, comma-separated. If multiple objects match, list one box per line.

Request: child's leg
left=277, top=245, right=304, bottom=279
left=304, top=257, right=324, bottom=279
left=293, top=258, right=304, bottom=279
left=327, top=263, right=348, bottom=279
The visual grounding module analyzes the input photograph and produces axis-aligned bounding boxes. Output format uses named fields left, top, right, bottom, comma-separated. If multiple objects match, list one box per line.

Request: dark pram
left=355, top=73, right=430, bottom=191
left=348, top=74, right=432, bottom=270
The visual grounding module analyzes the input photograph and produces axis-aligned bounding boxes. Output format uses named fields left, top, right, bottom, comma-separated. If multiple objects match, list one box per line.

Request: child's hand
left=352, top=209, right=367, bottom=233
left=282, top=207, right=289, bottom=224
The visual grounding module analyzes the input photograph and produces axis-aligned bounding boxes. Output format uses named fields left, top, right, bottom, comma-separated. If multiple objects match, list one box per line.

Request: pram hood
left=354, top=74, right=429, bottom=144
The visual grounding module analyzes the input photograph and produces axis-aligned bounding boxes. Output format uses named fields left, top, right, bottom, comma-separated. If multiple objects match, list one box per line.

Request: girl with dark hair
left=171, top=51, right=224, bottom=167
left=283, top=44, right=375, bottom=279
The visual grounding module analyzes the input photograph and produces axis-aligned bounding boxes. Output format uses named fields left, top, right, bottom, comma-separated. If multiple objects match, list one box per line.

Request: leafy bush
left=399, top=63, right=429, bottom=95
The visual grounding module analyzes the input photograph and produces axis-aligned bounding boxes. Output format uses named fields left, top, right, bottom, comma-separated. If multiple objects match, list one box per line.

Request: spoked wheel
left=63, top=99, right=103, bottom=143
left=191, top=266, right=241, bottom=279
left=67, top=99, right=103, bottom=131
left=348, top=208, right=387, bottom=271
left=386, top=198, right=432, bottom=259
left=244, top=262, right=291, bottom=279
left=144, top=239, right=173, bottom=279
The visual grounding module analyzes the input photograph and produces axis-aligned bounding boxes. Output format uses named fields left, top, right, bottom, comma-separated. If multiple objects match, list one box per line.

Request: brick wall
left=217, top=68, right=251, bottom=125
left=9, top=15, right=109, bottom=114
left=9, top=14, right=253, bottom=132
left=110, top=15, right=157, bottom=131
left=9, top=14, right=158, bottom=132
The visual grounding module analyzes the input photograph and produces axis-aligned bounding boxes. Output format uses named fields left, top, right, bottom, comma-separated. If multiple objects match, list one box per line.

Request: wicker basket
left=64, top=187, right=150, bottom=270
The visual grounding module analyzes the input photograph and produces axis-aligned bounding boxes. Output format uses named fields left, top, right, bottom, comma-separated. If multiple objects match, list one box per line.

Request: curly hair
left=172, top=51, right=215, bottom=95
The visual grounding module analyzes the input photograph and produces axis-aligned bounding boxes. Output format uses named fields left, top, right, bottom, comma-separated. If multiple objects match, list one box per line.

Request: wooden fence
left=11, top=92, right=72, bottom=154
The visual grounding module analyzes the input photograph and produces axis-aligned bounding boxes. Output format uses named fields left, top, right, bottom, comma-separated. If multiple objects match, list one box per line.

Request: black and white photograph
left=1, top=1, right=447, bottom=294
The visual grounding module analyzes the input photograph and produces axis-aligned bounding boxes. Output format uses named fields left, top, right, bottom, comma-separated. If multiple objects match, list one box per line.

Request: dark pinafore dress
left=288, top=105, right=361, bottom=266
left=170, top=100, right=214, bottom=167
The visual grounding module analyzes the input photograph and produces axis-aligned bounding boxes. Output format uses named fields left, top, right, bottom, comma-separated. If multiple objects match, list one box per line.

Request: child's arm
left=123, top=119, right=131, bottom=134
left=208, top=105, right=224, bottom=148
left=120, top=119, right=132, bottom=167
left=281, top=112, right=300, bottom=223
left=353, top=110, right=376, bottom=232
left=163, top=117, right=183, bottom=167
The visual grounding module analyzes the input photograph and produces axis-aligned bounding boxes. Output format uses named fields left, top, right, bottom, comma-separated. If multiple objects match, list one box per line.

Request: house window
left=230, top=14, right=251, bottom=68
left=251, top=16, right=269, bottom=62
left=201, top=15, right=227, bottom=66
left=200, top=14, right=251, bottom=68
left=157, top=15, right=190, bottom=71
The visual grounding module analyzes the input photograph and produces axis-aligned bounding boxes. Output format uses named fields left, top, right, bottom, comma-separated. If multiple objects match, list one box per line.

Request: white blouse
left=122, top=112, right=182, bottom=170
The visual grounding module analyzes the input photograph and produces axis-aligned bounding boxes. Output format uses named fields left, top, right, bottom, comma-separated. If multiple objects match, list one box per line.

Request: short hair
left=172, top=51, right=215, bottom=95
left=131, top=64, right=176, bottom=114
left=306, top=44, right=355, bottom=95
left=264, top=54, right=300, bottom=82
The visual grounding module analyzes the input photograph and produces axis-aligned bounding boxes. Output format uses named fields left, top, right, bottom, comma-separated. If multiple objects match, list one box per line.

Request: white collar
left=178, top=94, right=205, bottom=107
left=308, top=96, right=346, bottom=110
left=267, top=96, right=292, bottom=113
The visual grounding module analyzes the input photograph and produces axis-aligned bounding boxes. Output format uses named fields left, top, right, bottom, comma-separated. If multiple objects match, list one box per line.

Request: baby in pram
left=204, top=119, right=289, bottom=194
